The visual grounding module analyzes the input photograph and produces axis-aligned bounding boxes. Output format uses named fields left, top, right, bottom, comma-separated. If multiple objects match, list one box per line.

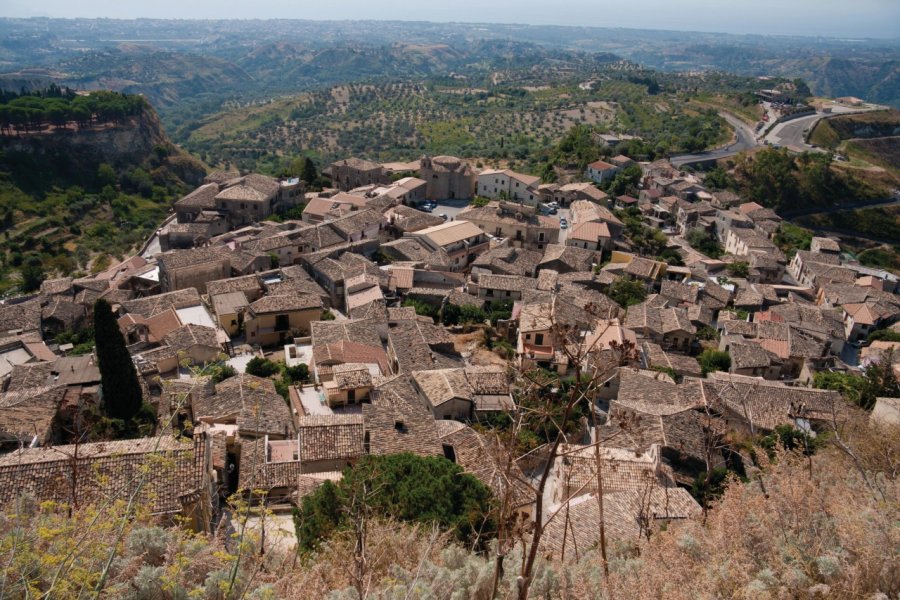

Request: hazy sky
left=4, top=0, right=900, bottom=39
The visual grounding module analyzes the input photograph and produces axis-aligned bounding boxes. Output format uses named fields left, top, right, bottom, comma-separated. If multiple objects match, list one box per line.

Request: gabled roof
left=297, top=414, right=366, bottom=462
left=249, top=293, right=322, bottom=315
left=568, top=221, right=612, bottom=243
left=0, top=434, right=206, bottom=515
left=195, top=374, right=293, bottom=437
left=416, top=220, right=484, bottom=246
left=703, top=372, right=846, bottom=431
left=436, top=421, right=533, bottom=508
left=412, top=368, right=475, bottom=408
left=587, top=159, right=617, bottom=171
left=362, top=375, right=442, bottom=457
left=541, top=486, right=701, bottom=559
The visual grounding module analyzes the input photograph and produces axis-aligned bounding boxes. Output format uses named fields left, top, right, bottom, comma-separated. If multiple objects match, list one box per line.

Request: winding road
left=670, top=112, right=759, bottom=168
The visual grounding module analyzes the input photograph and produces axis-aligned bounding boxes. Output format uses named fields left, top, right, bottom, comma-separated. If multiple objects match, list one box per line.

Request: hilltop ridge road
left=670, top=112, right=759, bottom=168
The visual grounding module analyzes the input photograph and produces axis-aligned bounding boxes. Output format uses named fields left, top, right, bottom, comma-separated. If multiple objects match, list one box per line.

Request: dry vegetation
left=1, top=407, right=896, bottom=599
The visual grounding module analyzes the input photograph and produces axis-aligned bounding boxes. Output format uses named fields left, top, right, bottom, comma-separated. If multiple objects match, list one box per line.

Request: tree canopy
left=93, top=299, right=144, bottom=424
left=609, top=276, right=647, bottom=307
left=699, top=348, right=731, bottom=376
left=293, top=453, right=495, bottom=552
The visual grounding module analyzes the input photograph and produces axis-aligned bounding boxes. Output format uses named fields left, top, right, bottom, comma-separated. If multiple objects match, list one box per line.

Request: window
left=486, top=289, right=494, bottom=296
left=275, top=314, right=290, bottom=331
left=539, top=232, right=545, bottom=242
left=394, top=420, right=405, bottom=432
left=442, top=444, right=457, bottom=462
left=535, top=334, right=544, bottom=345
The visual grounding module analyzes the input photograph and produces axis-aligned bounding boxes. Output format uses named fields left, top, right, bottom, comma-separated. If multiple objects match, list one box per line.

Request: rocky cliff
left=0, top=103, right=205, bottom=189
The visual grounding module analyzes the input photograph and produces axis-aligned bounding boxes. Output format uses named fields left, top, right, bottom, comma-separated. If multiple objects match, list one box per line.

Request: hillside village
left=1, top=145, right=899, bottom=567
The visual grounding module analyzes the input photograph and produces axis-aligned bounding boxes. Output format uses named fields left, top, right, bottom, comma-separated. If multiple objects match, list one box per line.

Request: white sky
left=3, top=0, right=900, bottom=39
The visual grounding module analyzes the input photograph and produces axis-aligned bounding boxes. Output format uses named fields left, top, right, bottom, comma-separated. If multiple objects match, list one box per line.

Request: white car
left=560, top=218, right=568, bottom=229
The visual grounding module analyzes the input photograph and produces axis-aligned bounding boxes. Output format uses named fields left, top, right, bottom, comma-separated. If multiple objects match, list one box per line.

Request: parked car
left=560, top=218, right=568, bottom=229
left=439, top=213, right=448, bottom=220
left=421, top=204, right=434, bottom=212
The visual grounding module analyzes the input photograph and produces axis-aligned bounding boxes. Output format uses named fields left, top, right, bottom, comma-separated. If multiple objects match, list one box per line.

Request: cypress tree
left=93, top=299, right=143, bottom=421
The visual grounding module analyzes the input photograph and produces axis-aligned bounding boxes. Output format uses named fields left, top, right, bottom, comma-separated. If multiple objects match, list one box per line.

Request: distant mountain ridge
left=2, top=18, right=895, bottom=111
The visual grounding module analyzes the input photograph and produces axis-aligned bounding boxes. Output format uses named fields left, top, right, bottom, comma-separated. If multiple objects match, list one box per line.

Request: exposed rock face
left=0, top=105, right=205, bottom=186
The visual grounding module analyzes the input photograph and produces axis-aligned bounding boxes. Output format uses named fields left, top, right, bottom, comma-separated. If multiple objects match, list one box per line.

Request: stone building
left=329, top=157, right=390, bottom=191
left=420, top=155, right=476, bottom=201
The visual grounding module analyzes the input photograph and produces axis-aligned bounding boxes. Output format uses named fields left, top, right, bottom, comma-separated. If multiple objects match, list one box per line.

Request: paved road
left=670, top=112, right=759, bottom=168
left=764, top=112, right=826, bottom=152
left=765, top=105, right=883, bottom=152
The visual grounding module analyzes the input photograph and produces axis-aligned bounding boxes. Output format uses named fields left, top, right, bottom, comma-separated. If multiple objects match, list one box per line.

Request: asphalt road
left=670, top=112, right=759, bottom=168
left=764, top=112, right=826, bottom=152
left=764, top=104, right=886, bottom=151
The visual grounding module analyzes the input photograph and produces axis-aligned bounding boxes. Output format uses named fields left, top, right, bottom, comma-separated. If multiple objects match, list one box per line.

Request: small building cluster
left=1, top=149, right=896, bottom=554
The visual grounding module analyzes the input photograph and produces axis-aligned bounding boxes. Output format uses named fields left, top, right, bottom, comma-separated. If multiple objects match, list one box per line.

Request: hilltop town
left=1, top=119, right=899, bottom=595
left=0, top=69, right=900, bottom=598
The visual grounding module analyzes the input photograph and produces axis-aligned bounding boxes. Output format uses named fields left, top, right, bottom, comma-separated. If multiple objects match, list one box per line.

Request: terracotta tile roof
left=568, top=221, right=613, bottom=243
left=175, top=183, right=220, bottom=210
left=329, top=209, right=383, bottom=237
left=624, top=256, right=665, bottom=279
left=0, top=300, right=42, bottom=333
left=163, top=324, right=220, bottom=352
left=471, top=247, right=543, bottom=277
left=194, top=374, right=294, bottom=437
left=362, top=375, right=442, bottom=456
left=297, top=414, right=366, bottom=463
left=416, top=220, right=484, bottom=247
left=40, top=277, right=74, bottom=296
left=211, top=291, right=251, bottom=317
left=538, top=244, right=596, bottom=273
left=0, top=434, right=207, bottom=514
left=249, top=293, right=322, bottom=316
left=311, top=319, right=382, bottom=349
left=478, top=274, right=537, bottom=293
left=388, top=205, right=445, bottom=232
left=121, top=288, right=201, bottom=318
left=541, top=486, right=701, bottom=560
left=332, top=363, right=373, bottom=389
left=215, top=174, right=279, bottom=202
left=659, top=280, right=701, bottom=305
left=236, top=435, right=308, bottom=491
left=615, top=368, right=707, bottom=415
left=703, top=372, right=846, bottom=431
left=437, top=422, right=533, bottom=508
left=729, top=341, right=782, bottom=370
left=388, top=319, right=462, bottom=374
left=641, top=342, right=702, bottom=378
left=314, top=340, right=391, bottom=376
left=387, top=266, right=415, bottom=290
left=587, top=159, right=617, bottom=171
left=553, top=443, right=674, bottom=502
left=569, top=199, right=623, bottom=227
left=332, top=157, right=382, bottom=171
left=412, top=369, right=475, bottom=408
left=0, top=384, right=66, bottom=444
left=625, top=301, right=695, bottom=337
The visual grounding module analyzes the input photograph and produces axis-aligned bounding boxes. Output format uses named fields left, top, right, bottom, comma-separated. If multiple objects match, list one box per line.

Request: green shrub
left=699, top=348, right=731, bottom=376
left=293, top=454, right=494, bottom=553
left=245, top=357, right=280, bottom=378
